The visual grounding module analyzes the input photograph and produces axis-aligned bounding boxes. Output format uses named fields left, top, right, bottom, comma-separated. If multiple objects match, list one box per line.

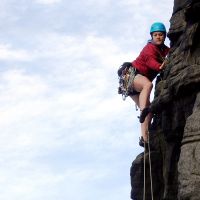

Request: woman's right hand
left=159, top=60, right=166, bottom=70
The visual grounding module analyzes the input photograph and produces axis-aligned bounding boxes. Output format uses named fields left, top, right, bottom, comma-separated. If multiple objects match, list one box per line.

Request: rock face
left=130, top=1, right=200, bottom=199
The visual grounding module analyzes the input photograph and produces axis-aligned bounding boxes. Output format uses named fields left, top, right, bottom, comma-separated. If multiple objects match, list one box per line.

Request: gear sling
left=117, top=62, right=139, bottom=100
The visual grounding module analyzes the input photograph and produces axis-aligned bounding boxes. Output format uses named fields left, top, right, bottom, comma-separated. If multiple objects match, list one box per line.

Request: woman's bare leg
left=133, top=75, right=153, bottom=109
left=132, top=74, right=153, bottom=142
left=131, top=94, right=152, bottom=142
left=141, top=113, right=152, bottom=141
left=130, top=94, right=140, bottom=107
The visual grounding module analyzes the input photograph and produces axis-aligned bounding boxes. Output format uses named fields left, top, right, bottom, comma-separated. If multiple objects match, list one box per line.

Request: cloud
left=34, top=0, right=61, bottom=5
left=0, top=31, right=140, bottom=170
left=0, top=32, right=141, bottom=200
left=0, top=44, right=33, bottom=61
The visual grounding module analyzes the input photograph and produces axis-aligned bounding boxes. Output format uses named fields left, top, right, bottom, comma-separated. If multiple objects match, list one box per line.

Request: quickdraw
left=118, top=63, right=137, bottom=100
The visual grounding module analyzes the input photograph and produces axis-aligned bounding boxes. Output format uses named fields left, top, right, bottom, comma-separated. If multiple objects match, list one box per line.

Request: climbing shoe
left=139, top=107, right=150, bottom=123
left=139, top=137, right=145, bottom=147
left=139, top=137, right=148, bottom=148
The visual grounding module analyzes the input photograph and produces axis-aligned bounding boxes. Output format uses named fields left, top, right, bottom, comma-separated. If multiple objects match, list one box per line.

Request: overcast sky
left=0, top=0, right=174, bottom=199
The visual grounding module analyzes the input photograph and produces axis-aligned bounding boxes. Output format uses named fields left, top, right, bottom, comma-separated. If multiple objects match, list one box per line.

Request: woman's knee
left=144, top=82, right=153, bottom=91
left=133, top=75, right=153, bottom=92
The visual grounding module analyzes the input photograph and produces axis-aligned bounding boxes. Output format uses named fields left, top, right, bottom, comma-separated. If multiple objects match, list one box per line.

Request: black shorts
left=128, top=67, right=140, bottom=96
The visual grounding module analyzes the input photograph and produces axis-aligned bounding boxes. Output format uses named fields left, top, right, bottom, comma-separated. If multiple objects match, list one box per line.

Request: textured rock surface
left=178, top=92, right=200, bottom=200
left=130, top=0, right=200, bottom=199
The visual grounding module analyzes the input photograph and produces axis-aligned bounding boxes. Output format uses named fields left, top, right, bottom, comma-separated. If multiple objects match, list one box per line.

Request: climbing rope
left=143, top=132, right=154, bottom=200
left=143, top=142, right=146, bottom=200
left=148, top=132, right=154, bottom=200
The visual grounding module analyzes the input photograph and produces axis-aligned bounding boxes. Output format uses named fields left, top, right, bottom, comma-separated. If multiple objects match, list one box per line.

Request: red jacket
left=132, top=41, right=169, bottom=80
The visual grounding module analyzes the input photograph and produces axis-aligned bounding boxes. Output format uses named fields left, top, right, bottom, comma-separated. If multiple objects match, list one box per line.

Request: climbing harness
left=117, top=63, right=137, bottom=100
left=143, top=132, right=154, bottom=200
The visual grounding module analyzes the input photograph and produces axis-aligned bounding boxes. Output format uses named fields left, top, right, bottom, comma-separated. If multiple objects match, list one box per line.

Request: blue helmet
left=150, top=22, right=166, bottom=34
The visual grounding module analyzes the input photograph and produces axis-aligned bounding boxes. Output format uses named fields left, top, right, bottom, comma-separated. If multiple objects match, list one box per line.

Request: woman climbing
left=130, top=22, right=170, bottom=146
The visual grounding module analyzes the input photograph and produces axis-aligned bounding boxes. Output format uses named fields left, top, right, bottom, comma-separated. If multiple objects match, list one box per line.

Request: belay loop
left=117, top=62, right=136, bottom=100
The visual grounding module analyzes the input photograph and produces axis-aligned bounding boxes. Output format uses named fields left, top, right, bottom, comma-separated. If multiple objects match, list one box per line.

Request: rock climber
left=129, top=22, right=170, bottom=146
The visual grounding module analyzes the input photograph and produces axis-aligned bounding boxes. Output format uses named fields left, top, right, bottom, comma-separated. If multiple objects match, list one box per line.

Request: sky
left=0, top=0, right=174, bottom=200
